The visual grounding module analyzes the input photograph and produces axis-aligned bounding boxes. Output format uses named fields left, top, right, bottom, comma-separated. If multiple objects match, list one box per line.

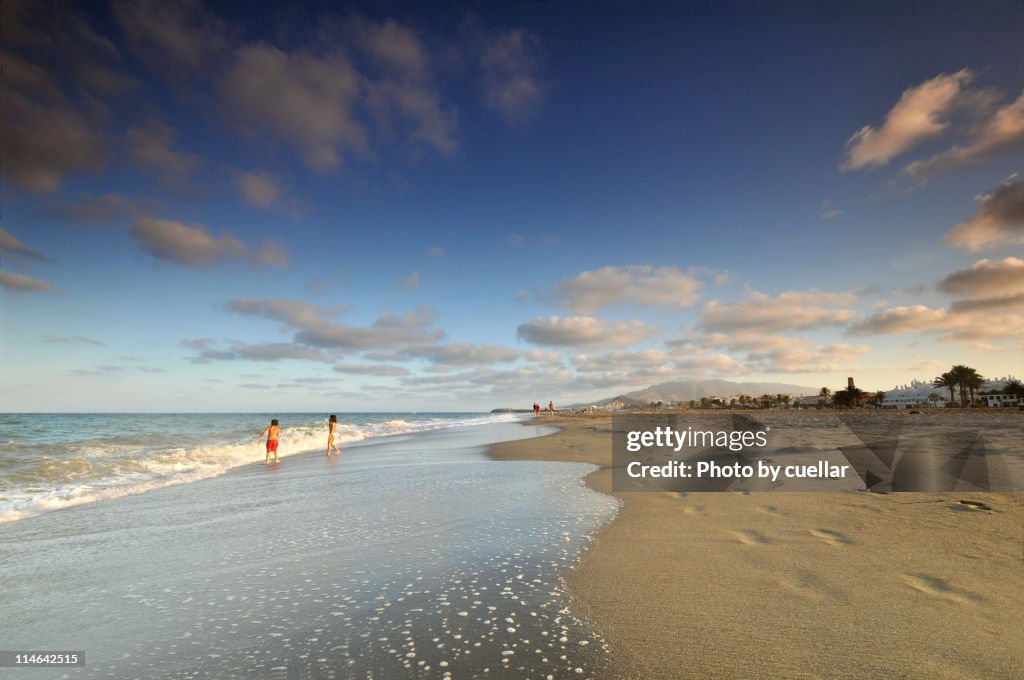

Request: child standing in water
left=327, top=414, right=340, bottom=457
left=258, top=418, right=281, bottom=465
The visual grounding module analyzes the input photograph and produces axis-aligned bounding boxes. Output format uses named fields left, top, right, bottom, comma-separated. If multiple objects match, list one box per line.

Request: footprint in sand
left=731, top=530, right=771, bottom=545
left=807, top=529, right=852, bottom=546
left=680, top=505, right=704, bottom=515
left=778, top=570, right=847, bottom=602
left=903, top=574, right=982, bottom=605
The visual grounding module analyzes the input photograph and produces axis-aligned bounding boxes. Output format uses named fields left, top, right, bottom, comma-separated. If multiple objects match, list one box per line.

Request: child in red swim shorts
left=258, top=418, right=281, bottom=464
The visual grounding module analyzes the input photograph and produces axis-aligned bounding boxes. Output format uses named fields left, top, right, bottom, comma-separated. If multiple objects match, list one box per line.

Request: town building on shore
left=881, top=376, right=1020, bottom=409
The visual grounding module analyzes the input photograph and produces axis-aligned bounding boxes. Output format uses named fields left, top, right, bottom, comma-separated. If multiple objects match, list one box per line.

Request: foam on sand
left=0, top=413, right=521, bottom=523
left=0, top=421, right=620, bottom=678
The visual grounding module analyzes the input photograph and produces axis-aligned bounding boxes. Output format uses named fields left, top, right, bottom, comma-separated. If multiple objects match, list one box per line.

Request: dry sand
left=488, top=413, right=1024, bottom=679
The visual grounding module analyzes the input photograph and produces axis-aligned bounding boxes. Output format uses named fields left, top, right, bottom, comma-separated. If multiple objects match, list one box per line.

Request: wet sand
left=0, top=422, right=618, bottom=679
left=488, top=413, right=1024, bottom=679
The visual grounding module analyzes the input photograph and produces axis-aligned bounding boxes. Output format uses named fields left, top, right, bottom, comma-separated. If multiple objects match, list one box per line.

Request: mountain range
left=585, top=379, right=819, bottom=406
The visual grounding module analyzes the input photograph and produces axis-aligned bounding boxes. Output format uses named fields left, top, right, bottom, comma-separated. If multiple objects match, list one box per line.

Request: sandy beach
left=488, top=413, right=1024, bottom=679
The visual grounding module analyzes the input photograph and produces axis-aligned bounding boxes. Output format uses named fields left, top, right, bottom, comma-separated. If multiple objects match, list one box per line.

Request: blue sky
left=2, top=0, right=1023, bottom=411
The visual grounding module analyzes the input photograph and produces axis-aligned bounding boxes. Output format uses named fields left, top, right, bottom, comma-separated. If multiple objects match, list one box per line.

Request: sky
left=2, top=0, right=1023, bottom=412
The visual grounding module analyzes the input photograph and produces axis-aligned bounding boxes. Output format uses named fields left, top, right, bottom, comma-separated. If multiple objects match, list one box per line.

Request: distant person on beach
left=549, top=401, right=556, bottom=413
left=258, top=419, right=281, bottom=465
left=533, top=402, right=540, bottom=416
left=327, top=414, right=340, bottom=457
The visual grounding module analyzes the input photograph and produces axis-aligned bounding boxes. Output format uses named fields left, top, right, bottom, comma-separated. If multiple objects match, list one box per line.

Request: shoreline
left=487, top=413, right=1024, bottom=679
left=0, top=411, right=526, bottom=525
left=0, top=420, right=619, bottom=678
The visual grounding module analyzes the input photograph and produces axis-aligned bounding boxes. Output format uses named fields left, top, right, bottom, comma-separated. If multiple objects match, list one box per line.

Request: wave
left=0, top=413, right=519, bottom=524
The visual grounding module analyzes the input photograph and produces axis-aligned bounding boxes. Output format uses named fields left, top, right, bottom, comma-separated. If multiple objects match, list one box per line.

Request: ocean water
left=0, top=418, right=621, bottom=678
left=0, top=412, right=521, bottom=523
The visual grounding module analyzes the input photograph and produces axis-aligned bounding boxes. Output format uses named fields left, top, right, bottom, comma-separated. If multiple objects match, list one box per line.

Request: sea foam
left=0, top=412, right=519, bottom=523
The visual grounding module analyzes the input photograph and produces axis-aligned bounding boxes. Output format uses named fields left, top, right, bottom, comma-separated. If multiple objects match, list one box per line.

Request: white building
left=983, top=393, right=1021, bottom=408
left=881, top=376, right=1019, bottom=409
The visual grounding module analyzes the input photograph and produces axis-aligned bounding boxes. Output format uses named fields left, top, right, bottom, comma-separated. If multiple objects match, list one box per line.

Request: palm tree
left=933, top=372, right=957, bottom=405
left=819, top=387, right=831, bottom=409
left=950, top=365, right=982, bottom=407
left=871, top=390, right=887, bottom=409
left=1004, top=379, right=1024, bottom=398
left=967, top=373, right=984, bottom=406
left=927, top=391, right=943, bottom=408
left=950, top=365, right=969, bottom=406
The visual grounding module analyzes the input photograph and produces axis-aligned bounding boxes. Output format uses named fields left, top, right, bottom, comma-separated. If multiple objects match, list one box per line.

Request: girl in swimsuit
left=327, top=414, right=340, bottom=457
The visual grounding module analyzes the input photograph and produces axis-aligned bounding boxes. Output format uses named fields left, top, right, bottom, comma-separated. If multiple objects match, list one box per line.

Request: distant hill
left=586, top=379, right=818, bottom=406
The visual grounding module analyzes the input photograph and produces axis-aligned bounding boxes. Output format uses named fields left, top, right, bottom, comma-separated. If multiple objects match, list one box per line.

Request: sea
left=0, top=413, right=621, bottom=679
left=0, top=412, right=528, bottom=523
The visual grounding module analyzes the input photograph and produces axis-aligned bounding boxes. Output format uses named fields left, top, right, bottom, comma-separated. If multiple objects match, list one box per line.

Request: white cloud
left=848, top=302, right=1024, bottom=344
left=129, top=218, right=288, bottom=268
left=906, top=359, right=947, bottom=374
left=188, top=341, right=326, bottom=363
left=112, top=0, right=227, bottom=82
left=479, top=29, right=546, bottom=124
left=223, top=43, right=365, bottom=169
left=938, top=257, right=1024, bottom=297
left=348, top=15, right=429, bottom=80
left=126, top=119, right=200, bottom=189
left=234, top=170, right=280, bottom=209
left=361, top=351, right=407, bottom=362
left=820, top=200, right=842, bottom=220
left=367, top=80, right=457, bottom=155
left=745, top=343, right=870, bottom=374
left=672, top=352, right=747, bottom=376
left=296, top=308, right=444, bottom=350
left=232, top=343, right=325, bottom=362
left=334, top=363, right=411, bottom=377
left=0, top=271, right=52, bottom=292
left=226, top=299, right=345, bottom=329
left=524, top=349, right=562, bottom=364
left=1, top=88, right=106, bottom=194
left=946, top=179, right=1024, bottom=250
left=950, top=293, right=1024, bottom=313
left=847, top=305, right=949, bottom=335
left=223, top=16, right=455, bottom=170
left=572, top=350, right=670, bottom=373
left=1, top=4, right=140, bottom=194
left=348, top=15, right=457, bottom=154
left=0, top=227, right=44, bottom=260
left=841, top=69, right=972, bottom=171
left=550, top=265, right=705, bottom=313
left=44, top=335, right=106, bottom=346
left=699, top=290, right=858, bottom=334
left=936, top=313, right=1024, bottom=343
left=516, top=315, right=657, bottom=348
left=670, top=332, right=864, bottom=375
left=905, top=90, right=1024, bottom=177
left=403, top=343, right=519, bottom=366
left=44, top=193, right=146, bottom=224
